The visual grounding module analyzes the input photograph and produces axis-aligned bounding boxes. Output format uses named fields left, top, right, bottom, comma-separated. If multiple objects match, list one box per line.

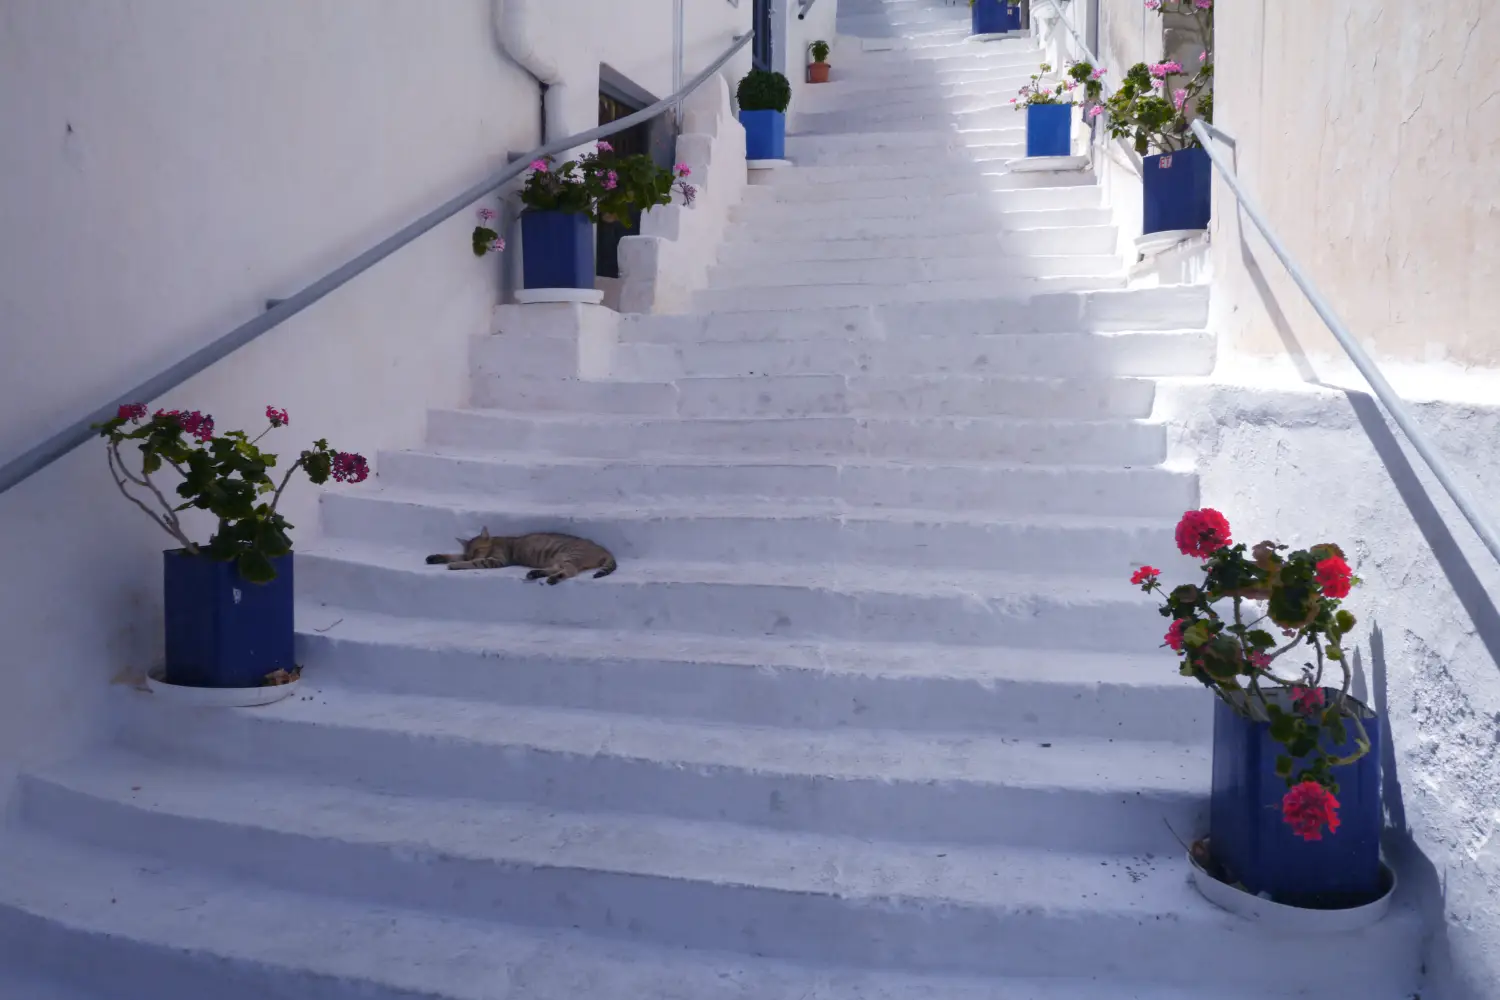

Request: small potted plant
left=1010, top=61, right=1105, bottom=158
left=1102, top=0, right=1214, bottom=234
left=737, top=69, right=793, bottom=162
left=1130, top=509, right=1386, bottom=911
left=970, top=0, right=1022, bottom=36
left=472, top=140, right=695, bottom=291
left=808, top=40, right=831, bottom=84
left=94, top=404, right=369, bottom=691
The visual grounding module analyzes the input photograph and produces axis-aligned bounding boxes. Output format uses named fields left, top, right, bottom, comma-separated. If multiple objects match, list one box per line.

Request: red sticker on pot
left=1160, top=155, right=1174, bottom=168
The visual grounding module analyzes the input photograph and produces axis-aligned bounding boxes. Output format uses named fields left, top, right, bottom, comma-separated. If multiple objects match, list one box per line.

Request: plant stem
left=269, top=457, right=305, bottom=515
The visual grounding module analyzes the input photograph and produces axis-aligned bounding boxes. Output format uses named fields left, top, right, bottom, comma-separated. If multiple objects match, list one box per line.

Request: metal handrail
left=798, top=0, right=819, bottom=21
left=0, top=31, right=754, bottom=497
left=1191, top=118, right=1500, bottom=568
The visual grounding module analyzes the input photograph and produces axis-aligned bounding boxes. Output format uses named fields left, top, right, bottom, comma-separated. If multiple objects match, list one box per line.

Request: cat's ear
left=455, top=537, right=468, bottom=547
left=479, top=527, right=491, bottom=539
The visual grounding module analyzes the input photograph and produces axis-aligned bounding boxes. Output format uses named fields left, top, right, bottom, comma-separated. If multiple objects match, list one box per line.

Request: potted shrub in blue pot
left=1130, top=511, right=1389, bottom=912
left=1010, top=60, right=1105, bottom=157
left=94, top=404, right=369, bottom=692
left=737, top=69, right=792, bottom=162
left=472, top=140, right=696, bottom=291
left=1103, top=0, right=1214, bottom=234
left=969, top=0, right=1022, bottom=35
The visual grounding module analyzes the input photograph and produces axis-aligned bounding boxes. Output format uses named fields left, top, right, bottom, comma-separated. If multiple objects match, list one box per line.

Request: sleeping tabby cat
left=426, top=528, right=617, bottom=585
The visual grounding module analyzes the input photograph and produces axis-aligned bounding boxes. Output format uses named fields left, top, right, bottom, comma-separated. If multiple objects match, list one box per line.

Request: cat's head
left=459, top=527, right=507, bottom=564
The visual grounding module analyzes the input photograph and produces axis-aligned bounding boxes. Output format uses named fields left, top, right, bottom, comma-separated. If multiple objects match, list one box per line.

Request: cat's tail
left=593, top=556, right=617, bottom=579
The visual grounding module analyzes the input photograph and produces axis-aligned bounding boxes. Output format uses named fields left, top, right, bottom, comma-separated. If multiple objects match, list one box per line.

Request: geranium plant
left=93, top=404, right=369, bottom=584
left=1103, top=0, right=1214, bottom=153
left=471, top=140, right=695, bottom=257
left=1131, top=508, right=1371, bottom=841
left=1010, top=61, right=1105, bottom=112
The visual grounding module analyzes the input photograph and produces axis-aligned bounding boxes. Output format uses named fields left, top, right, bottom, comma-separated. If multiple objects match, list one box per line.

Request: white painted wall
left=1210, top=0, right=1500, bottom=369
left=1160, top=372, right=1500, bottom=1000
left=0, top=0, right=743, bottom=806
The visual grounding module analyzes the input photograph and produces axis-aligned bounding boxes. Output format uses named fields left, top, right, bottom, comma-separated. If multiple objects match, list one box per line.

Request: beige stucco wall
left=1210, top=0, right=1500, bottom=368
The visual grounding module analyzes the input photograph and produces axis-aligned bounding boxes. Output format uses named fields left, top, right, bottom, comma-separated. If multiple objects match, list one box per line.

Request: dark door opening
left=753, top=0, right=774, bottom=70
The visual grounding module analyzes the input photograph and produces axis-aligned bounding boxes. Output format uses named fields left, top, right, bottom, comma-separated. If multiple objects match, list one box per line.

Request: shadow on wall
left=1350, top=387, right=1500, bottom=1000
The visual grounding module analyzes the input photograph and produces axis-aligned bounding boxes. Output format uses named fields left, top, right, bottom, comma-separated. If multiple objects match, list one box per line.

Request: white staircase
left=0, top=2, right=1425, bottom=997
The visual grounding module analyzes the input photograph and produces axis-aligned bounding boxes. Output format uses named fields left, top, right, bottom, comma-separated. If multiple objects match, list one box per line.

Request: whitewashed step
left=692, top=274, right=1122, bottom=311
left=733, top=184, right=1099, bottom=221
left=792, top=104, right=1030, bottom=135
left=707, top=253, right=1121, bottom=289
left=374, top=450, right=1200, bottom=518
left=786, top=139, right=1024, bottom=167
left=295, top=541, right=1165, bottom=650
left=318, top=490, right=1186, bottom=575
left=742, top=168, right=1097, bottom=202
left=747, top=159, right=1080, bottom=186
left=616, top=287, right=1209, bottom=340
left=472, top=373, right=1155, bottom=419
left=423, top=410, right=1167, bottom=465
left=794, top=73, right=1045, bottom=106
left=860, top=33, right=1035, bottom=55
left=724, top=206, right=1113, bottom=243
left=294, top=608, right=1211, bottom=741
left=718, top=226, right=1119, bottom=263
left=613, top=330, right=1214, bottom=379
left=0, top=836, right=1367, bottom=1000
left=103, top=697, right=1206, bottom=852
left=11, top=765, right=1424, bottom=995
left=836, top=57, right=1051, bottom=86
left=786, top=126, right=1021, bottom=158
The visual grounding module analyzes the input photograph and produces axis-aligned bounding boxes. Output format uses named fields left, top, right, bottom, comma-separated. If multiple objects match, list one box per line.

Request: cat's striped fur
left=426, top=527, right=617, bottom=585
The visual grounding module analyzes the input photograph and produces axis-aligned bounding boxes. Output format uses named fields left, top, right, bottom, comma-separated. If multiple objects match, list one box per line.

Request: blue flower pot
left=1209, top=693, right=1384, bottom=908
left=740, top=109, right=786, bottom=161
left=1142, top=145, right=1212, bottom=235
left=1026, top=103, right=1072, bottom=157
left=971, top=0, right=1022, bottom=35
left=163, top=550, right=294, bottom=689
left=521, top=210, right=595, bottom=290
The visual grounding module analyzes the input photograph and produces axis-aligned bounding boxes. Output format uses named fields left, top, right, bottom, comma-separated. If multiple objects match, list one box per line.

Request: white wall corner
left=618, top=73, right=747, bottom=314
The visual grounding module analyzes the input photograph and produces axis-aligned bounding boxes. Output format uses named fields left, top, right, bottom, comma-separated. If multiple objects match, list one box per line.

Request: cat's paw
left=425, top=554, right=450, bottom=565
left=525, top=569, right=547, bottom=581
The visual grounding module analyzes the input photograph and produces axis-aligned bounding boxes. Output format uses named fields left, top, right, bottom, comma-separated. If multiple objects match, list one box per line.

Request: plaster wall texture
left=1160, top=369, right=1500, bottom=1000
left=1210, top=0, right=1500, bottom=368
left=0, top=0, right=740, bottom=806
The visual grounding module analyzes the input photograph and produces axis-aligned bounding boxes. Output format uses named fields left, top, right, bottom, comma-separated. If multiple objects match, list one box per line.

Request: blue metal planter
left=740, top=109, right=786, bottom=161
left=163, top=550, right=295, bottom=689
left=971, top=0, right=1022, bottom=34
left=521, top=210, right=595, bottom=290
left=1026, top=103, right=1072, bottom=157
left=1209, top=693, right=1384, bottom=908
left=1142, top=145, right=1212, bottom=234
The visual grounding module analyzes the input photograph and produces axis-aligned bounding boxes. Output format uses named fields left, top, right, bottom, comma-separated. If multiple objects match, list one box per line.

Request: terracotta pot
left=808, top=62, right=830, bottom=84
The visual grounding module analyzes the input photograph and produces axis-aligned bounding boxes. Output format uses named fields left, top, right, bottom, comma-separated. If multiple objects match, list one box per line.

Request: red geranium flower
left=1131, top=565, right=1161, bottom=586
left=1291, top=685, right=1325, bottom=715
left=1164, top=618, right=1188, bottom=652
left=265, top=406, right=289, bottom=428
left=1175, top=508, right=1232, bottom=558
left=117, top=402, right=148, bottom=422
left=1315, top=555, right=1353, bottom=599
left=1282, top=781, right=1340, bottom=840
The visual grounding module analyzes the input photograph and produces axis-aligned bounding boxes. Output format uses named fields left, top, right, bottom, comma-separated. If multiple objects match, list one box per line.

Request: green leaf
left=236, top=549, right=277, bottom=585
left=1269, top=713, right=1298, bottom=743
left=1274, top=755, right=1294, bottom=778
